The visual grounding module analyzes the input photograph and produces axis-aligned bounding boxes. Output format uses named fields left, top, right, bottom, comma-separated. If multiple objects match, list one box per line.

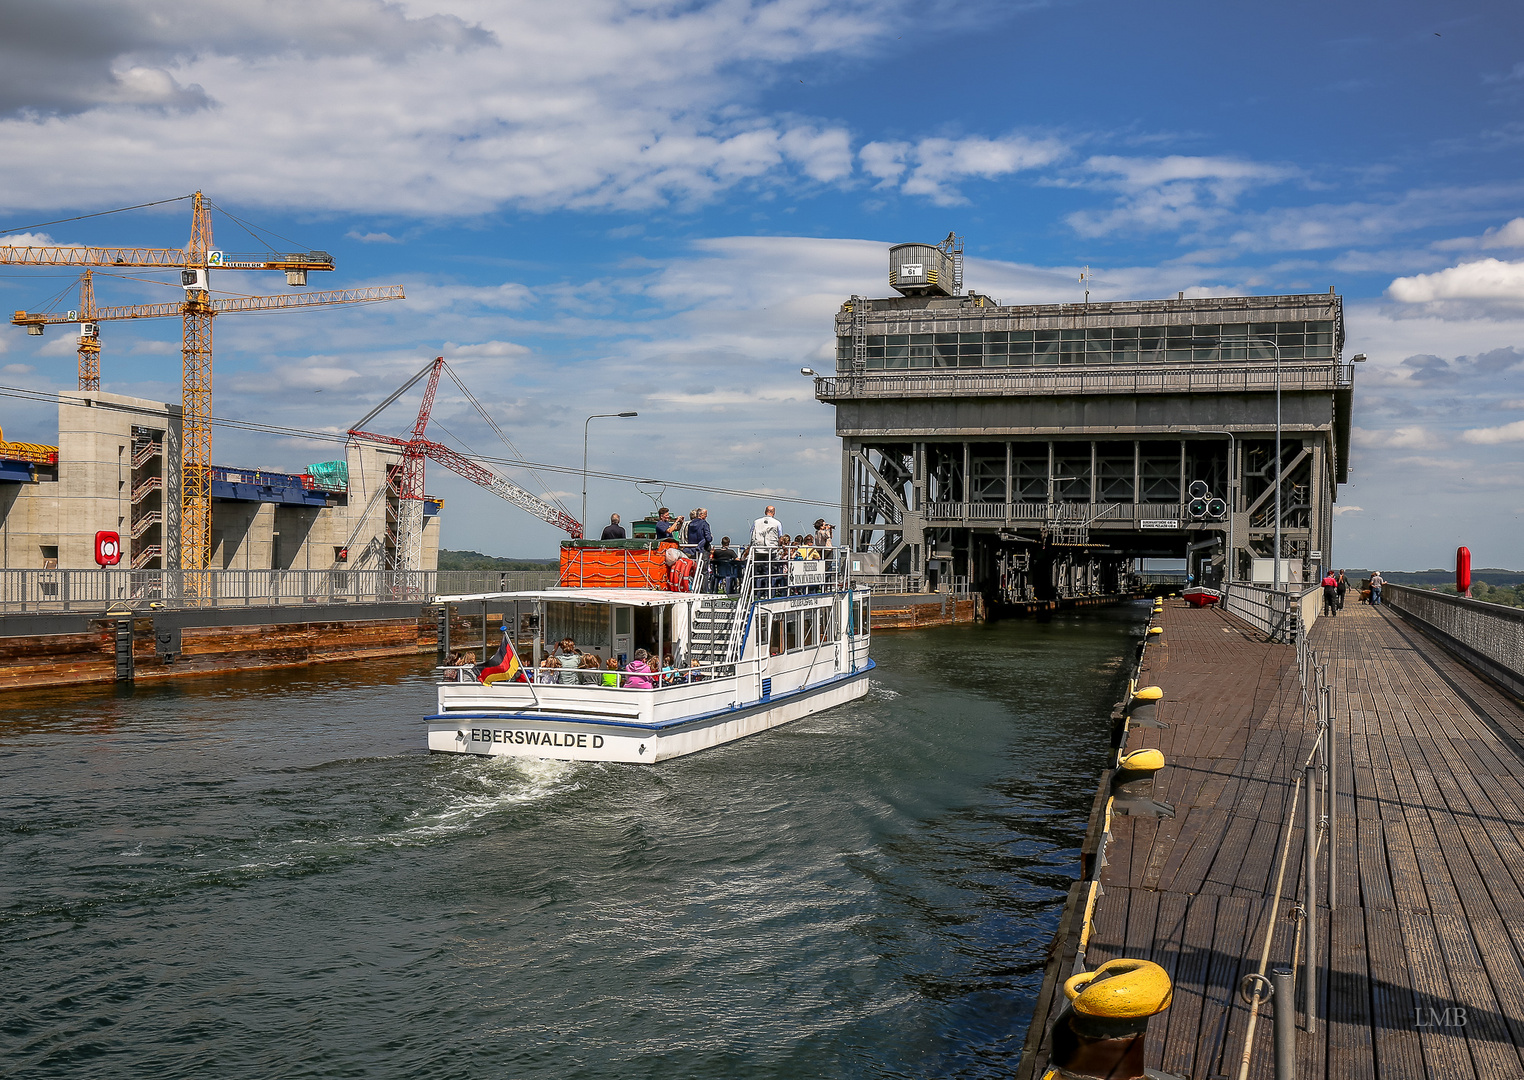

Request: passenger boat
left=426, top=544, right=874, bottom=762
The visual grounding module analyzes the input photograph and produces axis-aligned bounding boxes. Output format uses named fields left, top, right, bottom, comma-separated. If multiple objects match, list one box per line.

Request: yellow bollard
left=1111, top=748, right=1174, bottom=818
left=1127, top=685, right=1166, bottom=729
left=1048, top=959, right=1179, bottom=1080
left=1147, top=626, right=1163, bottom=636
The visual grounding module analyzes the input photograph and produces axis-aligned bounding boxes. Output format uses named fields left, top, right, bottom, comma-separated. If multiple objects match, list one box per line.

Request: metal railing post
left=1325, top=683, right=1336, bottom=911
left=1271, top=966, right=1296, bottom=1080
left=1303, top=761, right=1318, bottom=1033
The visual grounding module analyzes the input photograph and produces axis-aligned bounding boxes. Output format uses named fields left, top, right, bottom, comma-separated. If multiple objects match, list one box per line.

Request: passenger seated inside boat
left=687, top=659, right=705, bottom=683
left=624, top=649, right=654, bottom=689
left=557, top=638, right=582, bottom=684
left=603, top=656, right=622, bottom=687
left=579, top=652, right=604, bottom=684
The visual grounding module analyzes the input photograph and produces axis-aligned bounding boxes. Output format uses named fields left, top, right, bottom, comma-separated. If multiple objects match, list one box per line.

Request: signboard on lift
left=1140, top=519, right=1179, bottom=529
left=899, top=263, right=923, bottom=277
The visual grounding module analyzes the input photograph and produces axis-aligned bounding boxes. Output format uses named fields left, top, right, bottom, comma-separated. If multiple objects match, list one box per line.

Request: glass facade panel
left=842, top=311, right=1338, bottom=371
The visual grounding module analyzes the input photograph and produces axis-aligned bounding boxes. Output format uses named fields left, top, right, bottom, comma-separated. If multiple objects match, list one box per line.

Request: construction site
left=0, top=195, right=585, bottom=690
left=814, top=236, right=1357, bottom=612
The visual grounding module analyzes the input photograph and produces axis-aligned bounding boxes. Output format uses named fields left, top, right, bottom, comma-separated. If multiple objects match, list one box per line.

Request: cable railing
left=1235, top=629, right=1336, bottom=1080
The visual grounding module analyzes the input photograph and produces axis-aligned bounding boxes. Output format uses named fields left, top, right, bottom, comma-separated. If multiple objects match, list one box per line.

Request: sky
left=0, top=0, right=1521, bottom=569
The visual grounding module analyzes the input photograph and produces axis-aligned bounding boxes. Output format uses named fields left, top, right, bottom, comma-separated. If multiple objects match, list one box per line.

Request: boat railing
left=445, top=654, right=762, bottom=691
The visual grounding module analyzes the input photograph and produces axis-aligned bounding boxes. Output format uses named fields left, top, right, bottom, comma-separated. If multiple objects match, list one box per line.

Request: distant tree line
left=437, top=549, right=557, bottom=572
left=1429, top=581, right=1524, bottom=609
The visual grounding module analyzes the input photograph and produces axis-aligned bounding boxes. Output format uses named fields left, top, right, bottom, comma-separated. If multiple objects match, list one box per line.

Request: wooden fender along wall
left=0, top=605, right=438, bottom=692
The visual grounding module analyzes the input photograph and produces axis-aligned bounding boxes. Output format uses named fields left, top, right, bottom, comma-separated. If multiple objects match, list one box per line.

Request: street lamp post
left=582, top=411, right=638, bottom=536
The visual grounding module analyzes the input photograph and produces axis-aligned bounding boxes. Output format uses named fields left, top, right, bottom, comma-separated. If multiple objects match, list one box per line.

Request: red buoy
left=1457, top=546, right=1472, bottom=597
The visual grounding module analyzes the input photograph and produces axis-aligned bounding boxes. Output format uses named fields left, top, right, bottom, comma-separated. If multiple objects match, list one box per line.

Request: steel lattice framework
left=348, top=357, right=583, bottom=582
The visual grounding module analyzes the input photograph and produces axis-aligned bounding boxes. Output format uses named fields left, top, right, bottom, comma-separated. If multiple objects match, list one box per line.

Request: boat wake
left=385, top=756, right=582, bottom=845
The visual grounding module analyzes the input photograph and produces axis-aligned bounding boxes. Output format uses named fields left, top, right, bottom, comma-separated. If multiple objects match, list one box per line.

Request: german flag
left=478, top=627, right=527, bottom=684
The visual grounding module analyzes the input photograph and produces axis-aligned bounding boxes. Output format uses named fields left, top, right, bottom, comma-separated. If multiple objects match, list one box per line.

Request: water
left=1, top=605, right=1146, bottom=1078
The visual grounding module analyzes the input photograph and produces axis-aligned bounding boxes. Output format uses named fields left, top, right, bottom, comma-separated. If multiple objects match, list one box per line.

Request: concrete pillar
left=1133, top=440, right=1141, bottom=505
left=1090, top=441, right=1098, bottom=503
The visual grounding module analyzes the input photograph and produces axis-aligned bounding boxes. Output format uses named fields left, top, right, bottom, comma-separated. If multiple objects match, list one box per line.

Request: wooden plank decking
left=1020, top=598, right=1524, bottom=1079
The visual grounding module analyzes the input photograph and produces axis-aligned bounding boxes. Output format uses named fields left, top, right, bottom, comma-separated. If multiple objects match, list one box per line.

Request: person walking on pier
left=1371, top=570, right=1385, bottom=606
left=1321, top=570, right=1339, bottom=617
left=1336, top=570, right=1349, bottom=611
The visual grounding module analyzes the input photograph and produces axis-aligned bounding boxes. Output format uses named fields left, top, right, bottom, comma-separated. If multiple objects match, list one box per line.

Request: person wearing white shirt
left=751, top=506, right=783, bottom=547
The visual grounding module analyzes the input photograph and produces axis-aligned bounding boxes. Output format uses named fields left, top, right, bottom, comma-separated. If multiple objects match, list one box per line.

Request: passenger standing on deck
left=1321, top=571, right=1339, bottom=616
left=686, top=507, right=713, bottom=554
left=751, top=506, right=781, bottom=547
left=1371, top=570, right=1385, bottom=606
left=600, top=513, right=626, bottom=540
left=751, top=505, right=784, bottom=597
left=1336, top=570, right=1349, bottom=611
left=654, top=508, right=684, bottom=541
left=814, top=519, right=833, bottom=548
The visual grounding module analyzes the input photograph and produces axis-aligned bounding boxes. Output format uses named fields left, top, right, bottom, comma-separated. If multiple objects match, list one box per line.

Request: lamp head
left=618, top=411, right=638, bottom=417
left=1351, top=353, right=1367, bottom=363
left=800, top=367, right=817, bottom=376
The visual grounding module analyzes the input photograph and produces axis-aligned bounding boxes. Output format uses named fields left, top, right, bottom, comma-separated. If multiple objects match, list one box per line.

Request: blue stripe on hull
left=427, top=661, right=875, bottom=735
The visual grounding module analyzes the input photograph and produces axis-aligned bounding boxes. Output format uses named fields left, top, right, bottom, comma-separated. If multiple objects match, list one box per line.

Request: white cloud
left=1435, top=217, right=1524, bottom=252
left=1067, top=155, right=1297, bottom=239
left=0, top=1, right=920, bottom=216
left=1332, top=505, right=1363, bottom=516
left=0, top=232, right=67, bottom=246
left=1351, top=425, right=1444, bottom=450
left=1388, top=258, right=1524, bottom=310
left=1461, top=420, right=1524, bottom=445
left=443, top=340, right=531, bottom=359
left=346, top=230, right=401, bottom=244
left=874, top=134, right=1068, bottom=206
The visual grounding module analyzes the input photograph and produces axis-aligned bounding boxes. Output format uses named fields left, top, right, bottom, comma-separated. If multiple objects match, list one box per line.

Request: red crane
left=347, top=357, right=583, bottom=574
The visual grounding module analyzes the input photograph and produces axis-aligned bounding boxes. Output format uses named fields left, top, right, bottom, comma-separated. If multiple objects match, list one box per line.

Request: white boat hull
left=427, top=666, right=873, bottom=763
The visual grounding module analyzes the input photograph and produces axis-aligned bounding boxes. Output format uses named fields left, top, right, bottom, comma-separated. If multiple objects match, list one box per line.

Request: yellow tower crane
left=2, top=193, right=401, bottom=590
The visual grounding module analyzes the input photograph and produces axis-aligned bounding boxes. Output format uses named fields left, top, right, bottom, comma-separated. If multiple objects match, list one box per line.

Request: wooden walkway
left=1020, top=599, right=1524, bottom=1079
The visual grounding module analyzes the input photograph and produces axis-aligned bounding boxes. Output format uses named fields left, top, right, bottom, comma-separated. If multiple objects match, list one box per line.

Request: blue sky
left=1, top=0, right=1521, bottom=569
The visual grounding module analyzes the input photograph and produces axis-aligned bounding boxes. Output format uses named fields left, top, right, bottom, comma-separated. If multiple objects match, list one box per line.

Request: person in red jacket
left=1321, top=571, right=1339, bottom=617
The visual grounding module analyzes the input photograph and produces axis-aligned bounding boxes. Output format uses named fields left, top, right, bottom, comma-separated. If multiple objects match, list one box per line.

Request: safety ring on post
left=1239, top=971, right=1275, bottom=1005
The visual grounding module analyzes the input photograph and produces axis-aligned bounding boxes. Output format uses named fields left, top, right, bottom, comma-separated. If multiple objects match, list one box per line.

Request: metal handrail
left=1236, top=643, right=1334, bottom=1079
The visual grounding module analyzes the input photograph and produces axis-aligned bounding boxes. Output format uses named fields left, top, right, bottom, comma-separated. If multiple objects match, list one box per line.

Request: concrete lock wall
left=1386, top=584, right=1524, bottom=697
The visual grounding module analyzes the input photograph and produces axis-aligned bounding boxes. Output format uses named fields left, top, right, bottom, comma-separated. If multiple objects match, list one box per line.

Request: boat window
left=769, top=615, right=784, bottom=656
left=615, top=607, right=632, bottom=636
left=819, top=608, right=833, bottom=644
left=802, top=609, right=816, bottom=647
left=785, top=612, right=800, bottom=652
left=544, top=601, right=611, bottom=652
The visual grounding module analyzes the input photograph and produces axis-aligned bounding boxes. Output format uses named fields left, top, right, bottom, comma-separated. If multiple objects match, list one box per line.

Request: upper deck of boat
left=434, top=587, right=737, bottom=606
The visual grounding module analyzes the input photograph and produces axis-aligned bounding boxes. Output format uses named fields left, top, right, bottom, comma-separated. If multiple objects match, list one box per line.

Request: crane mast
left=3, top=192, right=399, bottom=591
